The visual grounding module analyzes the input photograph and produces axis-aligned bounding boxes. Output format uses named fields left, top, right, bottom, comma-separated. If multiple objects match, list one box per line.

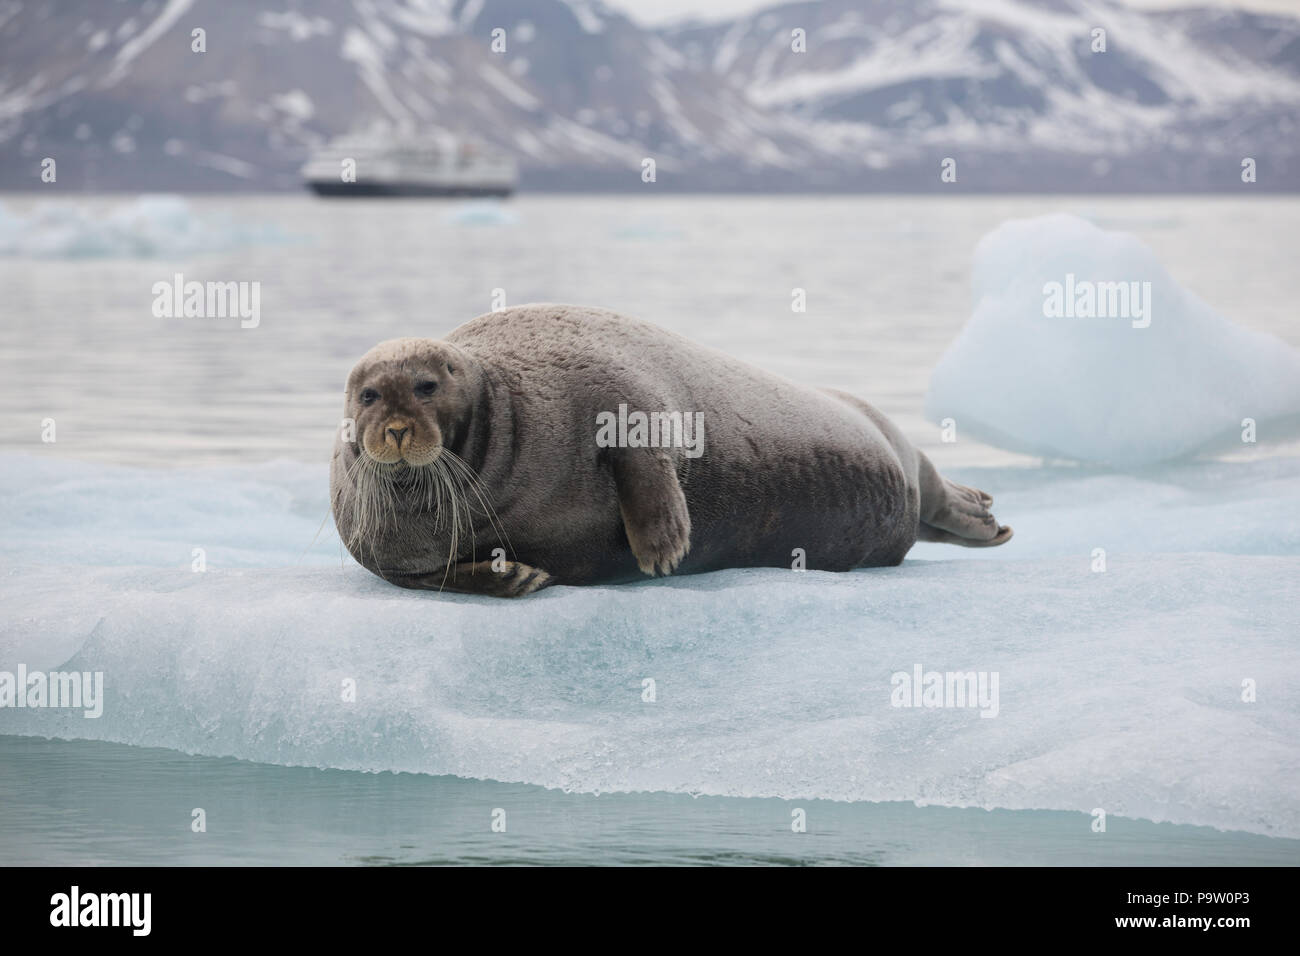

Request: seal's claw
left=503, top=562, right=553, bottom=596
left=628, top=507, right=691, bottom=577
left=386, top=560, right=554, bottom=597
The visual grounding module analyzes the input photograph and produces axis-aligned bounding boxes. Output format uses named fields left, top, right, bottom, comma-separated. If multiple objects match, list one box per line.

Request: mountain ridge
left=1, top=0, right=1296, bottom=192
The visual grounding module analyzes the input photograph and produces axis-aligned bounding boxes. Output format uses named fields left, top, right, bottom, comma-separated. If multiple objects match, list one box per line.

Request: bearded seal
left=330, top=304, right=1012, bottom=597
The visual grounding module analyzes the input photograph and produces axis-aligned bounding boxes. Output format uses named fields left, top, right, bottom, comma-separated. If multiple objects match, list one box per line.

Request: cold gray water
left=2, top=195, right=1297, bottom=467
left=3, top=737, right=1296, bottom=866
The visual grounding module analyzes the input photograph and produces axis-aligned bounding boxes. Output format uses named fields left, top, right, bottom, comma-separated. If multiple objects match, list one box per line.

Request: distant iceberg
left=925, top=214, right=1300, bottom=466
left=611, top=218, right=686, bottom=241
left=0, top=195, right=288, bottom=259
left=442, top=200, right=518, bottom=227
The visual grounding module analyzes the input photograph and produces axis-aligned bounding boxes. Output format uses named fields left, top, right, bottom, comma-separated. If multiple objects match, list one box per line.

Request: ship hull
left=307, top=181, right=513, bottom=198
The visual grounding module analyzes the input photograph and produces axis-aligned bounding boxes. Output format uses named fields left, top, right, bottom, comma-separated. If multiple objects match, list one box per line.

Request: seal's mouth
left=362, top=446, right=442, bottom=468
left=361, top=418, right=442, bottom=466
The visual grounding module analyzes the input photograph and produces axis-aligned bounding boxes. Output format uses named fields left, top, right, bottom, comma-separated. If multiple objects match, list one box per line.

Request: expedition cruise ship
left=302, top=134, right=517, bottom=197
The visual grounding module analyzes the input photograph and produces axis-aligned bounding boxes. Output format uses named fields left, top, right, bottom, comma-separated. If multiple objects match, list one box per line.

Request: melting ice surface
left=1, top=452, right=1298, bottom=838
left=0, top=196, right=288, bottom=258
left=925, top=214, right=1300, bottom=466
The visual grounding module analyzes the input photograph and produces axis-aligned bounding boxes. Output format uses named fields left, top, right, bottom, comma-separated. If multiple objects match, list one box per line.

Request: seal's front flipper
left=612, top=449, right=691, bottom=576
left=388, top=560, right=553, bottom=597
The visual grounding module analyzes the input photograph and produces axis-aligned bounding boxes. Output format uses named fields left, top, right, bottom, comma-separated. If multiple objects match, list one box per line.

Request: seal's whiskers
left=340, top=448, right=511, bottom=591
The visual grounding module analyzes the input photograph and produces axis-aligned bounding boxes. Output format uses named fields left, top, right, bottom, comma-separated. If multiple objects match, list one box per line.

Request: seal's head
left=344, top=337, right=479, bottom=467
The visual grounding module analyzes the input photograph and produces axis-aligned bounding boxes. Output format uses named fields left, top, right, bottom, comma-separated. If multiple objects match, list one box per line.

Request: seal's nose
left=387, top=426, right=409, bottom=447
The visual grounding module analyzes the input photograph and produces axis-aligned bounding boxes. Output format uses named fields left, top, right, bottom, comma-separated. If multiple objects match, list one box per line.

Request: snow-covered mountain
left=1, top=0, right=1297, bottom=191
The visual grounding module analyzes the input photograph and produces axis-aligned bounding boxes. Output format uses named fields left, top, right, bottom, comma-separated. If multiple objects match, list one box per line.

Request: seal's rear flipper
left=917, top=453, right=1012, bottom=548
left=917, top=520, right=1014, bottom=547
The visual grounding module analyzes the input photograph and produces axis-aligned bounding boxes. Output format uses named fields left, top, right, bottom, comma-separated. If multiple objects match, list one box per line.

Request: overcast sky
left=601, top=0, right=1300, bottom=27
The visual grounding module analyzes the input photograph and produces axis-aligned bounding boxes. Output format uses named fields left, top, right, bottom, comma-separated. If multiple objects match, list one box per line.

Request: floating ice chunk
left=1, top=555, right=1297, bottom=837
left=0, top=455, right=339, bottom=569
left=1, top=453, right=1298, bottom=837
left=925, top=214, right=1300, bottom=466
left=0, top=195, right=288, bottom=259
left=442, top=201, right=518, bottom=226
left=611, top=218, right=686, bottom=241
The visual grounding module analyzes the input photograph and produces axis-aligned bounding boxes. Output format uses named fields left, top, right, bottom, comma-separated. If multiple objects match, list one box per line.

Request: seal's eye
left=414, top=380, right=438, bottom=397
left=359, top=388, right=380, bottom=406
